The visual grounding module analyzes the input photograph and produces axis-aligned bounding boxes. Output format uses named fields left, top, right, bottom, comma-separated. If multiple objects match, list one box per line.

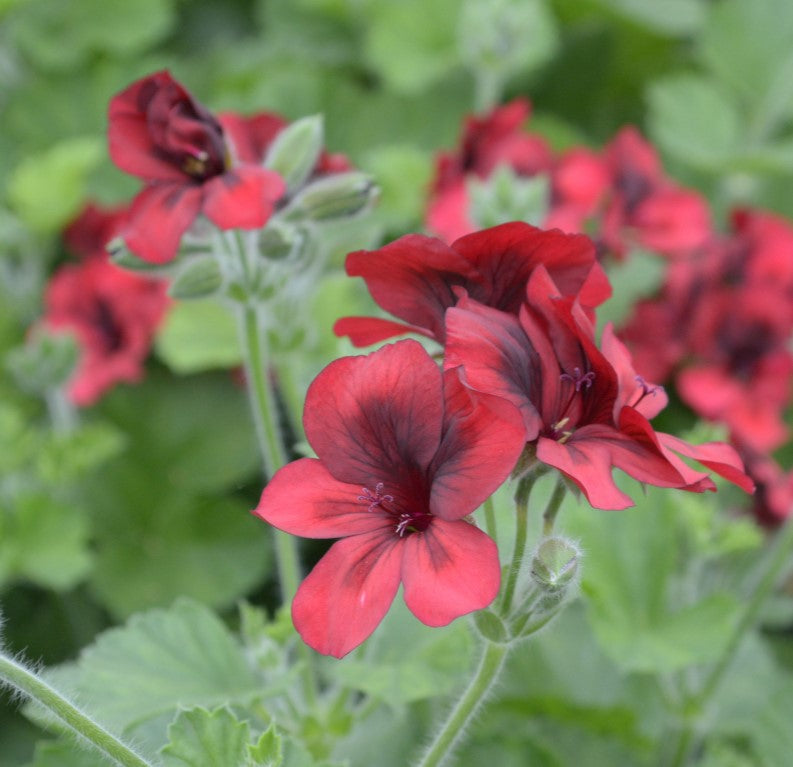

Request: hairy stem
left=415, top=640, right=508, bottom=767
left=0, top=650, right=154, bottom=767
left=499, top=476, right=533, bottom=615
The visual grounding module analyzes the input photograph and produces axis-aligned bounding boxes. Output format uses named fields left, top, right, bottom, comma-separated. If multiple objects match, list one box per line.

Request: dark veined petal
left=202, top=166, right=285, bottom=230
left=122, top=182, right=203, bottom=264
left=401, top=518, right=500, bottom=627
left=303, top=340, right=444, bottom=485
left=292, top=530, right=402, bottom=658
left=429, top=370, right=525, bottom=520
left=333, top=316, right=432, bottom=347
left=253, top=458, right=392, bottom=539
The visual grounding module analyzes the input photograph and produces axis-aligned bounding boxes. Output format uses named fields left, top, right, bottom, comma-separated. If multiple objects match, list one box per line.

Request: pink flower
left=43, top=258, right=169, bottom=405
left=63, top=202, right=129, bottom=261
left=108, top=71, right=285, bottom=264
left=253, top=340, right=525, bottom=657
left=334, top=222, right=610, bottom=347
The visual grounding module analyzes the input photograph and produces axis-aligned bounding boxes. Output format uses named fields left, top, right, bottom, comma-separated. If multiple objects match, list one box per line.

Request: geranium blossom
left=43, top=257, right=169, bottom=405
left=445, top=267, right=752, bottom=509
left=253, top=340, right=525, bottom=657
left=108, top=71, right=285, bottom=264
left=334, top=221, right=610, bottom=347
left=63, top=202, right=129, bottom=261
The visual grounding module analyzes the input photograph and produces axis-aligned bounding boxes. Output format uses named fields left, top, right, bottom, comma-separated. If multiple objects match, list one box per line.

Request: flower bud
left=108, top=237, right=171, bottom=274
left=263, top=115, right=324, bottom=195
left=284, top=172, right=379, bottom=222
left=258, top=222, right=305, bottom=261
left=6, top=329, right=79, bottom=394
left=168, top=255, right=223, bottom=299
left=468, top=167, right=549, bottom=230
left=530, top=536, right=580, bottom=592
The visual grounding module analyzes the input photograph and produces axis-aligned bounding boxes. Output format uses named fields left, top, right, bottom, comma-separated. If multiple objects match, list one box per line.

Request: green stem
left=542, top=477, right=567, bottom=536
left=668, top=517, right=793, bottom=767
left=499, top=477, right=532, bottom=615
left=0, top=651, right=154, bottom=767
left=415, top=641, right=508, bottom=767
left=483, top=496, right=497, bottom=542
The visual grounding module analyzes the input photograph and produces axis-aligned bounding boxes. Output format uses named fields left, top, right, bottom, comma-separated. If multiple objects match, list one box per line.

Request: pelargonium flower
left=739, top=449, right=793, bottom=525
left=444, top=267, right=753, bottom=509
left=253, top=340, right=525, bottom=657
left=63, top=202, right=129, bottom=261
left=43, top=257, right=169, bottom=405
left=334, top=221, right=610, bottom=347
left=108, top=71, right=285, bottom=264
left=426, top=99, right=552, bottom=242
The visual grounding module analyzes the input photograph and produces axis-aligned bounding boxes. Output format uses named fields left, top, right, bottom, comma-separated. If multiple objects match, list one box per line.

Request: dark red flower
left=108, top=71, right=285, bottom=264
left=740, top=449, right=793, bottom=525
left=426, top=100, right=552, bottom=242
left=334, top=221, right=610, bottom=347
left=43, top=258, right=169, bottom=405
left=444, top=267, right=752, bottom=509
left=63, top=202, right=129, bottom=261
left=253, top=340, right=525, bottom=657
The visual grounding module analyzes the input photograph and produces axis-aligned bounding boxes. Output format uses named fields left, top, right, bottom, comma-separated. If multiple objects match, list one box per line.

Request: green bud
left=530, top=536, right=580, bottom=592
left=258, top=222, right=304, bottom=261
left=263, top=115, right=324, bottom=195
left=285, top=172, right=379, bottom=222
left=6, top=330, right=79, bottom=394
left=469, top=166, right=550, bottom=231
left=168, top=256, right=223, bottom=300
left=107, top=237, right=167, bottom=274
left=473, top=608, right=509, bottom=644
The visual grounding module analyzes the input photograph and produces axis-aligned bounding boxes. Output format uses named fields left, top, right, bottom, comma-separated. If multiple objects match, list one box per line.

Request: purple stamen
left=560, top=366, right=596, bottom=391
left=358, top=482, right=394, bottom=513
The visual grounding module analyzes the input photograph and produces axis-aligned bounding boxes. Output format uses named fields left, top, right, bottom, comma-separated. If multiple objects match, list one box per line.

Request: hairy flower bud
left=285, top=172, right=379, bottom=222
left=531, top=536, right=580, bottom=592
left=263, top=115, right=324, bottom=195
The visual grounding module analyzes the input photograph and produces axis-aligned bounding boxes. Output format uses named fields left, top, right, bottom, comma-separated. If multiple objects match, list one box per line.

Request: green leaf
left=7, top=137, right=104, bottom=231
left=26, top=739, right=107, bottom=767
left=10, top=0, right=175, bottom=70
left=747, top=682, right=793, bottom=767
left=363, top=0, right=461, bottom=94
left=156, top=301, right=242, bottom=373
left=161, top=706, right=250, bottom=767
left=598, top=249, right=666, bottom=332
left=248, top=725, right=283, bottom=767
left=647, top=74, right=741, bottom=171
left=591, top=0, right=705, bottom=36
left=38, top=600, right=263, bottom=738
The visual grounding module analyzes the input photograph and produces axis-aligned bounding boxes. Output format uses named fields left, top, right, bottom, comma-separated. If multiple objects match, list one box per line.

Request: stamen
left=358, top=482, right=394, bottom=513
left=632, top=375, right=661, bottom=408
left=560, top=366, right=596, bottom=391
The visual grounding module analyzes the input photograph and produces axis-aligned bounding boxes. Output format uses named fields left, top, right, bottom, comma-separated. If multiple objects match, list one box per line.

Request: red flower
left=444, top=267, right=752, bottom=509
left=63, top=202, right=129, bottom=261
left=108, top=71, right=285, bottom=264
left=740, top=449, right=793, bottom=525
left=253, top=340, right=525, bottom=657
left=334, top=221, right=610, bottom=347
left=426, top=99, right=552, bottom=242
left=43, top=258, right=169, bottom=405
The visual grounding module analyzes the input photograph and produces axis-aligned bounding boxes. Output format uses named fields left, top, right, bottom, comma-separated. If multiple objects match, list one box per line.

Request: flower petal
left=401, top=518, right=500, bottom=627
left=253, top=458, right=392, bottom=538
left=202, top=166, right=285, bottom=230
left=332, top=316, right=431, bottom=347
left=304, top=340, right=444, bottom=485
left=122, top=183, right=203, bottom=264
left=429, top=371, right=525, bottom=520
left=292, top=530, right=402, bottom=658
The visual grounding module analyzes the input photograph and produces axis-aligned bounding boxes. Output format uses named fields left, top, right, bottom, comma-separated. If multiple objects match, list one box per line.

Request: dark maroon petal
left=332, top=316, right=432, bottom=347
left=444, top=300, right=543, bottom=439
left=122, top=183, right=203, bottom=264
left=108, top=71, right=193, bottom=182
left=345, top=234, right=480, bottom=343
left=292, top=530, right=402, bottom=657
left=401, top=518, right=500, bottom=626
left=253, top=458, right=393, bottom=539
left=452, top=222, right=611, bottom=312
left=304, top=340, right=444, bottom=485
left=429, top=370, right=525, bottom=520
left=202, top=166, right=285, bottom=230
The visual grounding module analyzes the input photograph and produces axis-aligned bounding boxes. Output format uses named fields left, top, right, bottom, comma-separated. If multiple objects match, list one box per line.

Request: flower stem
left=0, top=650, right=154, bottom=767
left=542, top=477, right=567, bottom=536
left=415, top=640, right=508, bottom=767
left=483, top=496, right=497, bottom=542
left=667, top=517, right=793, bottom=766
left=499, top=476, right=532, bottom=615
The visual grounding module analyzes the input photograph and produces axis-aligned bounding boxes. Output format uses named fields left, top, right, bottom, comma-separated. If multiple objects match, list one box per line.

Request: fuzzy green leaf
left=161, top=706, right=250, bottom=767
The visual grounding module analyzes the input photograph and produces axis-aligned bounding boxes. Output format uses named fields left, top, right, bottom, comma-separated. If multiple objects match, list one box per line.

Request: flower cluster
left=621, top=208, right=793, bottom=520
left=426, top=98, right=711, bottom=260
left=256, top=222, right=752, bottom=656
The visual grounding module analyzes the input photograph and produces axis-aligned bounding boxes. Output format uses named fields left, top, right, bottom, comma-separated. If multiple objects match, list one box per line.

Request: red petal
left=122, top=183, right=203, bottom=264
left=218, top=111, right=286, bottom=164
left=108, top=71, right=190, bottom=182
left=429, top=371, right=525, bottom=520
left=332, top=316, right=431, bottom=347
left=444, top=300, right=543, bottom=439
left=253, top=458, right=393, bottom=538
left=401, top=518, right=500, bottom=626
left=304, top=340, right=444, bottom=484
left=344, top=234, right=479, bottom=342
left=202, top=166, right=285, bottom=230
left=292, top=530, right=402, bottom=657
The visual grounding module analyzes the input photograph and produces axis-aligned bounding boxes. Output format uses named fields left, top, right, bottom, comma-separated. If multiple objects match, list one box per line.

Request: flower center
left=358, top=482, right=433, bottom=538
